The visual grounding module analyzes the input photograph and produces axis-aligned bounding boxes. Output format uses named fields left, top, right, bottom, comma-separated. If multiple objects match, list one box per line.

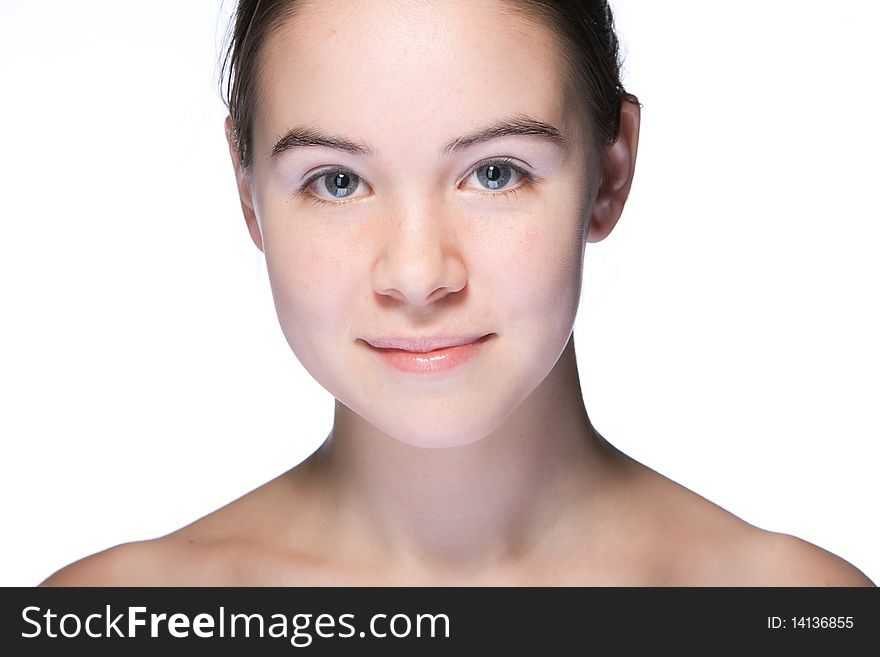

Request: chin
left=376, top=410, right=507, bottom=450
left=393, top=432, right=487, bottom=450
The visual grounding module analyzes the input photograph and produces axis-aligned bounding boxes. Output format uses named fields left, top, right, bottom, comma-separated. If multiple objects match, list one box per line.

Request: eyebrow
left=269, top=114, right=566, bottom=159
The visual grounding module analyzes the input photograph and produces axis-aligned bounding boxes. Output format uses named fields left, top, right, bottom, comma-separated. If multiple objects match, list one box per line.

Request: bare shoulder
left=40, top=521, right=284, bottom=587
left=40, top=467, right=324, bottom=586
left=39, top=537, right=198, bottom=587
left=734, top=530, right=876, bottom=587
left=612, top=456, right=874, bottom=587
left=38, top=482, right=278, bottom=586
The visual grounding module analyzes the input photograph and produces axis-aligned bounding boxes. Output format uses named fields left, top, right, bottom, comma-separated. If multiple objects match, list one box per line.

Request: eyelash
left=294, top=157, right=535, bottom=208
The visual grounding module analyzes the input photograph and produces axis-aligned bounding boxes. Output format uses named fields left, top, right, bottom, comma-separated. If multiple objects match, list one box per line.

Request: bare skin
left=42, top=443, right=875, bottom=587
left=42, top=0, right=873, bottom=587
left=42, top=339, right=874, bottom=587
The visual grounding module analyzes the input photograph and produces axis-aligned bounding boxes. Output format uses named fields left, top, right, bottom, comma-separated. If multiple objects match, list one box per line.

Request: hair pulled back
left=220, top=0, right=639, bottom=170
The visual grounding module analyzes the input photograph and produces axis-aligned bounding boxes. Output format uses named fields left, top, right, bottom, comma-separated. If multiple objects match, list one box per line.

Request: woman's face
left=239, top=0, right=602, bottom=448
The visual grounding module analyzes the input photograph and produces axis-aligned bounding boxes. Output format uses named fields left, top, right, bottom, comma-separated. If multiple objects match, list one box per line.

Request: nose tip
left=373, top=238, right=468, bottom=306
left=374, top=254, right=467, bottom=307
left=371, top=203, right=469, bottom=306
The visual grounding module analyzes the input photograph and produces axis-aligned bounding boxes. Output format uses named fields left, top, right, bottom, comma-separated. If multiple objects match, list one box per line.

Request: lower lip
left=366, top=335, right=492, bottom=375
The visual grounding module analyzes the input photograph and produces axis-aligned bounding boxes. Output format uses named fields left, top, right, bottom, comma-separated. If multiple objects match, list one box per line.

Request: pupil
left=487, top=166, right=500, bottom=181
left=324, top=170, right=359, bottom=199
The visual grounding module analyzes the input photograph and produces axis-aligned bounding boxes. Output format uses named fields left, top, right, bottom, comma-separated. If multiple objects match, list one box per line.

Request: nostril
left=372, top=239, right=468, bottom=300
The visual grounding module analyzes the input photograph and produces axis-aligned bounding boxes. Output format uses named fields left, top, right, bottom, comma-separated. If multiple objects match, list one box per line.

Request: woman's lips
left=364, top=334, right=493, bottom=375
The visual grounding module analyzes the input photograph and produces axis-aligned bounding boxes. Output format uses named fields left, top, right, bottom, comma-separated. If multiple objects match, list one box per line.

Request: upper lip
left=362, top=334, right=490, bottom=353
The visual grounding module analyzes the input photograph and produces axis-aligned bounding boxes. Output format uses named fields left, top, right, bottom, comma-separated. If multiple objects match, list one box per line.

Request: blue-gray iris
left=478, top=164, right=511, bottom=190
left=326, top=171, right=359, bottom=198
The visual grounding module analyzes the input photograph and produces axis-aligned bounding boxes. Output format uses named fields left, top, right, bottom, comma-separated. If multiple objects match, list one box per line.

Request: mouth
left=362, top=334, right=493, bottom=375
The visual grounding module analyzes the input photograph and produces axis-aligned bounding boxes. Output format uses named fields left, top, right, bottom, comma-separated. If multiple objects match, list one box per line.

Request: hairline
left=239, top=0, right=602, bottom=172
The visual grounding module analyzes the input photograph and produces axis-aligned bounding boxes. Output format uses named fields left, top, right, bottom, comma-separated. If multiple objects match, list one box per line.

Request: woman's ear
left=586, top=99, right=640, bottom=243
left=225, top=116, right=264, bottom=252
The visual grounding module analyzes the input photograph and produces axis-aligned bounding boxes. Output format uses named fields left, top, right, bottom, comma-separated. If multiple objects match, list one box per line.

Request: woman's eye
left=465, top=159, right=533, bottom=195
left=475, top=163, right=513, bottom=189
left=298, top=168, right=368, bottom=205
left=321, top=170, right=361, bottom=198
left=297, top=159, right=534, bottom=207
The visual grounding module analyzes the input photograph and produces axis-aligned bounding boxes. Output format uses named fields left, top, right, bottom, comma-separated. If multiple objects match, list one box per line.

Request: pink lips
left=363, top=334, right=492, bottom=375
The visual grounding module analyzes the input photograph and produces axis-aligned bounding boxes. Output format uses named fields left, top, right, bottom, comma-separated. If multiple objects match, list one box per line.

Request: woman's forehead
left=254, top=0, right=581, bottom=161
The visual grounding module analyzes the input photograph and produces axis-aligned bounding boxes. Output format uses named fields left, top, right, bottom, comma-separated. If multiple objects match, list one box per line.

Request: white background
left=1, top=1, right=877, bottom=586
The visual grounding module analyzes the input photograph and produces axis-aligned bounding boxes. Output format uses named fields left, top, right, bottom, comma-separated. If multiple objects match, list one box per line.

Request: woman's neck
left=298, top=335, right=619, bottom=580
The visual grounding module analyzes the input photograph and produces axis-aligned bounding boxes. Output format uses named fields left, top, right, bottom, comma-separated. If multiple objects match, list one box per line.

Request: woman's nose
left=370, top=203, right=468, bottom=307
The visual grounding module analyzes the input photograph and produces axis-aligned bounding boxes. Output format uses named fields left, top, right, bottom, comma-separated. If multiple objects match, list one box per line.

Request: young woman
left=42, top=0, right=873, bottom=586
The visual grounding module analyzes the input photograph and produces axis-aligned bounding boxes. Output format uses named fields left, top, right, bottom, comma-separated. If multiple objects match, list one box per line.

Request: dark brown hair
left=220, top=0, right=639, bottom=170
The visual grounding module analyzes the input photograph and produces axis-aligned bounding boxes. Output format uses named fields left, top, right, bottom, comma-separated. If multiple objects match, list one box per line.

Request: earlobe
left=224, top=116, right=264, bottom=253
left=586, top=100, right=641, bottom=243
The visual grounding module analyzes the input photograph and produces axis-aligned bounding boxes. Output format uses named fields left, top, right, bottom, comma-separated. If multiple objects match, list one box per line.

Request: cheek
left=262, top=220, right=361, bottom=360
left=485, top=201, right=585, bottom=329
